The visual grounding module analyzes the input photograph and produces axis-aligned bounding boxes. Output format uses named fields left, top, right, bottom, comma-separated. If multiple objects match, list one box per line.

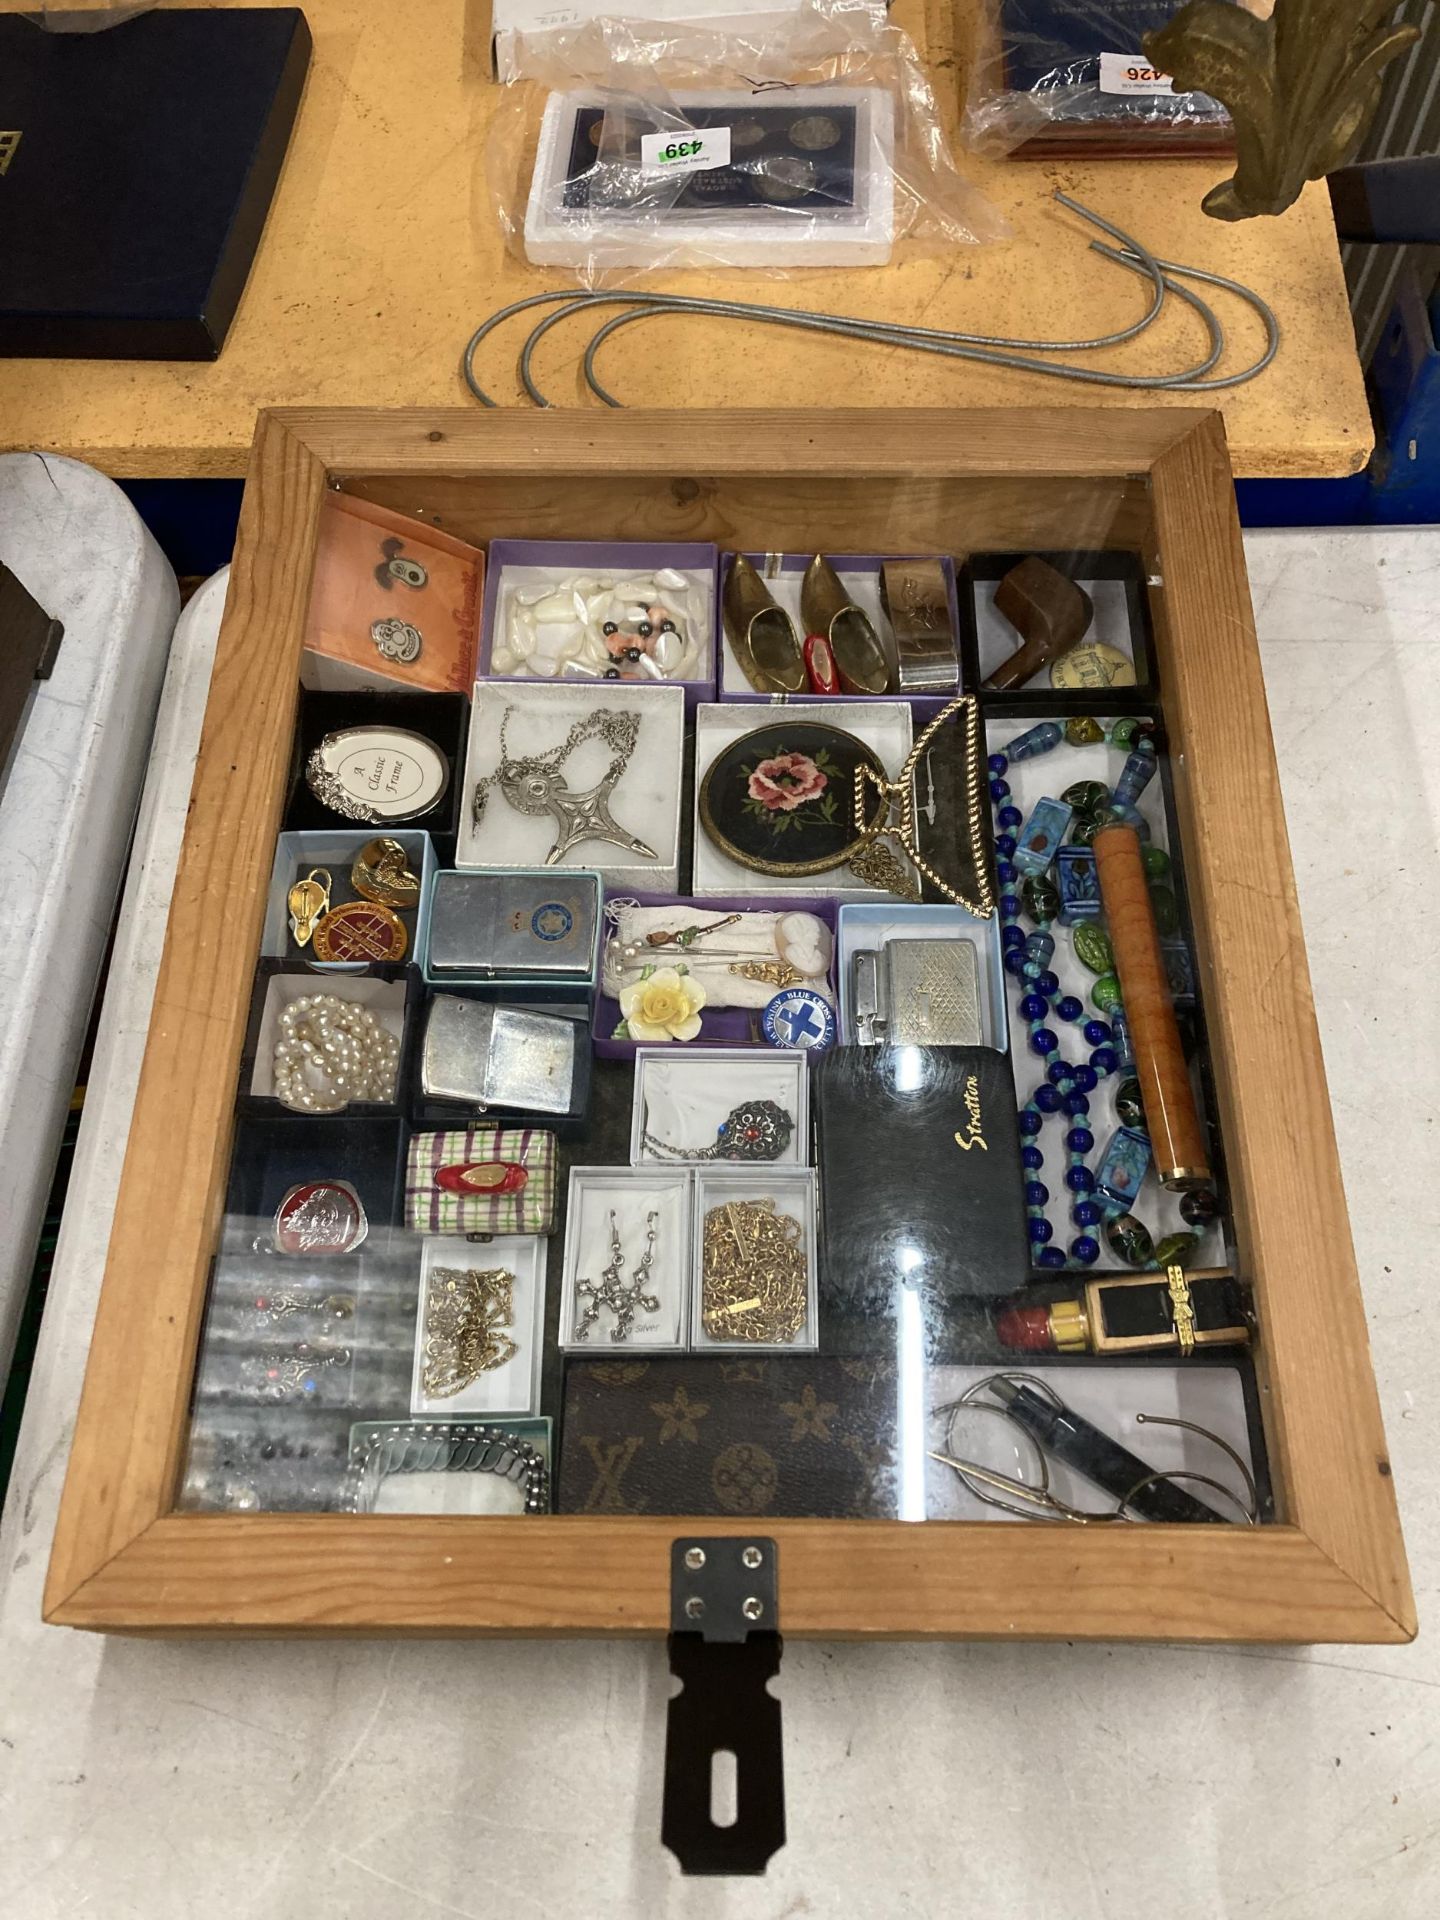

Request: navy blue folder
left=0, top=8, right=311, bottom=360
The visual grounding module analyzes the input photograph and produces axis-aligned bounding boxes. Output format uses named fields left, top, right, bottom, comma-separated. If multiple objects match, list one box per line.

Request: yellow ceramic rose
left=618, top=966, right=706, bottom=1042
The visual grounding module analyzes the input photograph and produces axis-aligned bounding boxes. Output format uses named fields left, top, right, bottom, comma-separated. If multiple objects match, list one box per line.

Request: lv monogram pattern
left=559, top=1357, right=900, bottom=1518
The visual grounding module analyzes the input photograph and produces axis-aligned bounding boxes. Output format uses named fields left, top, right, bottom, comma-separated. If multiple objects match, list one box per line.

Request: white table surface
left=2, top=532, right=1437, bottom=1919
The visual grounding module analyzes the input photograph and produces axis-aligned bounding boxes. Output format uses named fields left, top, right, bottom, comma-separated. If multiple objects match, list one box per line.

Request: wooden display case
left=43, top=408, right=1413, bottom=1642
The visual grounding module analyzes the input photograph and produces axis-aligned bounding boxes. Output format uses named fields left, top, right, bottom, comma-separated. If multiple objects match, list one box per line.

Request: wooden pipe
left=1093, top=822, right=1211, bottom=1191
left=982, top=556, right=1093, bottom=691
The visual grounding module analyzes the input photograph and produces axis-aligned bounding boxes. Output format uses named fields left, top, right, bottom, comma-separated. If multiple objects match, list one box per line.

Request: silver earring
left=371, top=616, right=423, bottom=663
left=574, top=1210, right=660, bottom=1342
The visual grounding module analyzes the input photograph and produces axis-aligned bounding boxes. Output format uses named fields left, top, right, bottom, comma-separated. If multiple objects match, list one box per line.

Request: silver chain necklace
left=472, top=706, right=657, bottom=865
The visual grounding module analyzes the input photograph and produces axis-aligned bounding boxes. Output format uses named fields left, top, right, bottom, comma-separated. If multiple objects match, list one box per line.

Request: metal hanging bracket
left=661, top=1537, right=785, bottom=1876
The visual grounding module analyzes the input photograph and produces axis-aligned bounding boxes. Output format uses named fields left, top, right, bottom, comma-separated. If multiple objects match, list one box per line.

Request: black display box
left=284, top=690, right=469, bottom=852
left=960, top=550, right=1157, bottom=707
left=238, top=960, right=424, bottom=1121
left=0, top=8, right=311, bottom=361
left=223, top=1113, right=409, bottom=1239
left=561, top=99, right=863, bottom=214
left=814, top=1043, right=1030, bottom=1316
left=202, top=1120, right=417, bottom=1438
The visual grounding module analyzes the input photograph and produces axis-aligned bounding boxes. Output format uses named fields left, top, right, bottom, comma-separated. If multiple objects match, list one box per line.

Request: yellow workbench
left=0, top=0, right=1370, bottom=478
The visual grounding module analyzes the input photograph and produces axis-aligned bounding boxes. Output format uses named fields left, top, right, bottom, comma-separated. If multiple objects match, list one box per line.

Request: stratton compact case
left=44, top=409, right=1411, bottom=1645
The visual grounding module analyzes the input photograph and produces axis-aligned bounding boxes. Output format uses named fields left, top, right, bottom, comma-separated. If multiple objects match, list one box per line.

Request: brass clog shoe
left=800, top=554, right=893, bottom=695
left=723, top=554, right=806, bottom=694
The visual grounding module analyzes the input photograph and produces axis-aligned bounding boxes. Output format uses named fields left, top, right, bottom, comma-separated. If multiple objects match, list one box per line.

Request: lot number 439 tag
left=640, top=125, right=733, bottom=174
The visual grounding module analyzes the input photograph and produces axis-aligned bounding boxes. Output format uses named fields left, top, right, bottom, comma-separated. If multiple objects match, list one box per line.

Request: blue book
left=998, top=0, right=1230, bottom=145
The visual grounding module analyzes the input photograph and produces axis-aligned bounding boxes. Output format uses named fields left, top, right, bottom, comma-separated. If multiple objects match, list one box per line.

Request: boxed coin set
left=47, top=412, right=1409, bottom=1648
left=523, top=86, right=899, bottom=270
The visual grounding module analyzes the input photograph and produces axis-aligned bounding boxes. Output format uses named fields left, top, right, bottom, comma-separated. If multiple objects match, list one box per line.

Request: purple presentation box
left=593, top=891, right=840, bottom=1059
left=478, top=540, right=719, bottom=710
left=717, top=552, right=963, bottom=704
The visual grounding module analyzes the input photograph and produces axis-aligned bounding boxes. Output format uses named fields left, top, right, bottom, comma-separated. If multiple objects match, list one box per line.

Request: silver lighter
left=883, top=938, right=982, bottom=1046
left=422, top=995, right=578, bottom=1113
left=427, top=872, right=598, bottom=980
left=851, top=948, right=885, bottom=1046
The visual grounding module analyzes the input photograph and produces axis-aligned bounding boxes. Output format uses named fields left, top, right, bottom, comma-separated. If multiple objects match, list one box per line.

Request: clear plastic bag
left=489, top=3, right=1002, bottom=282
left=30, top=1, right=156, bottom=27
left=964, top=0, right=1245, bottom=158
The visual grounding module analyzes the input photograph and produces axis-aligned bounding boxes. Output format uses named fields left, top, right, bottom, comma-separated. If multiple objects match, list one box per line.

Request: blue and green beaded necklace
left=990, top=716, right=1219, bottom=1272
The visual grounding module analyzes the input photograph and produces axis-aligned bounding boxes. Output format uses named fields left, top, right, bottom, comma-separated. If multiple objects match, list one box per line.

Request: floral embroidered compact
left=696, top=720, right=889, bottom=879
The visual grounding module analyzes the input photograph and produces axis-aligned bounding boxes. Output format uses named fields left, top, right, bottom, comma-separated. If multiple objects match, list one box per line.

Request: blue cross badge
left=761, top=988, right=837, bottom=1052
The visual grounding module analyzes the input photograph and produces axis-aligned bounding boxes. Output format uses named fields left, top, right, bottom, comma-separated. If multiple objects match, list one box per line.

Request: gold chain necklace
left=701, top=1199, right=807, bottom=1344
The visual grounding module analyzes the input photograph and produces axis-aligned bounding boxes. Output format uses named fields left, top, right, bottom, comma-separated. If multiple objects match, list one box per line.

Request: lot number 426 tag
left=1098, top=51, right=1177, bottom=95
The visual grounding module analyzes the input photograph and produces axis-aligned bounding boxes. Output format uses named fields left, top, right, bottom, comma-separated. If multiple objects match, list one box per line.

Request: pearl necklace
left=273, top=994, right=400, bottom=1114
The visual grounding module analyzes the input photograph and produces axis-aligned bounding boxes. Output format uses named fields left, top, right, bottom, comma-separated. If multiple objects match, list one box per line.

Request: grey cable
left=1086, top=246, right=1280, bottom=391
left=570, top=261, right=1234, bottom=410
left=518, top=197, right=1223, bottom=403
left=461, top=190, right=1177, bottom=406
left=528, top=275, right=1221, bottom=405
left=460, top=191, right=1280, bottom=409
left=465, top=193, right=1176, bottom=406
left=548, top=192, right=1224, bottom=405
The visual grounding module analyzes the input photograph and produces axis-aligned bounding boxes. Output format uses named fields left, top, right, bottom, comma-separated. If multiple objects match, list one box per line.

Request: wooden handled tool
left=1093, top=822, right=1211, bottom=1191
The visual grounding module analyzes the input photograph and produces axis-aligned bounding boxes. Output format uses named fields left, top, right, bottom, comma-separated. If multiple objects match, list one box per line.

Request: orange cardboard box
left=302, top=492, right=482, bottom=694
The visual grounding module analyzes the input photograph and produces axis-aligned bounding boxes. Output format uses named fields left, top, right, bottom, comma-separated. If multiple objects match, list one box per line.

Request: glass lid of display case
left=177, top=506, right=1266, bottom=1535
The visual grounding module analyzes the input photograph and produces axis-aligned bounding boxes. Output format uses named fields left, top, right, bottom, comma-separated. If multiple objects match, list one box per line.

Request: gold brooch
left=352, top=836, right=421, bottom=910
left=728, top=959, right=804, bottom=991
left=312, top=898, right=409, bottom=964
left=287, top=868, right=332, bottom=948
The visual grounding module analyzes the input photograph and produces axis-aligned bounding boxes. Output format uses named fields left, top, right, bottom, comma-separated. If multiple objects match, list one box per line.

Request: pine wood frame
left=44, top=409, right=1413, bottom=1642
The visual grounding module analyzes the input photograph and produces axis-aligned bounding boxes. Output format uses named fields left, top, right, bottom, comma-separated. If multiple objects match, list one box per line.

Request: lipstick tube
left=803, top=633, right=840, bottom=694
left=995, top=1269, right=1251, bottom=1357
left=1093, top=821, right=1211, bottom=1191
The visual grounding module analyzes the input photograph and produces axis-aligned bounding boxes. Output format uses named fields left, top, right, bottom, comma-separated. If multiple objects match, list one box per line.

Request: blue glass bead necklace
left=990, top=717, right=1212, bottom=1272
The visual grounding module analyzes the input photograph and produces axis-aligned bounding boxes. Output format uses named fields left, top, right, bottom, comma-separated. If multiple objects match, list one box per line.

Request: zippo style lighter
left=421, top=996, right=580, bottom=1114
left=427, top=872, right=598, bottom=981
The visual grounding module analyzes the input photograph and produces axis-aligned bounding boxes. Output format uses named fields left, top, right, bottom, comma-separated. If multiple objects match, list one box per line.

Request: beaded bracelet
left=344, top=1423, right=549, bottom=1514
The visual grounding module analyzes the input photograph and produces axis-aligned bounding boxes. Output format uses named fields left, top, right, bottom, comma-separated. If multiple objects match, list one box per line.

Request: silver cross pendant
left=504, top=768, right=658, bottom=865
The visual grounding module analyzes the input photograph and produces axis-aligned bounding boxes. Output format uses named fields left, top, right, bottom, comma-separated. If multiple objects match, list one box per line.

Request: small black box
left=0, top=8, right=311, bottom=360
left=285, top=689, right=469, bottom=853
left=814, top=1043, right=1029, bottom=1311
